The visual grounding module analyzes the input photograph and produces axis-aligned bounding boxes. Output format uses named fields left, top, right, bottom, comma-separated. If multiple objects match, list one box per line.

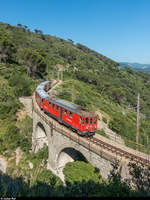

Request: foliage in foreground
left=1, top=158, right=150, bottom=197
left=63, top=161, right=101, bottom=184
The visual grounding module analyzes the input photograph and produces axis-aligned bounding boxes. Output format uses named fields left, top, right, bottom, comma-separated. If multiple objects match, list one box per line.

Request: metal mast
left=72, top=83, right=75, bottom=103
left=136, top=93, right=140, bottom=151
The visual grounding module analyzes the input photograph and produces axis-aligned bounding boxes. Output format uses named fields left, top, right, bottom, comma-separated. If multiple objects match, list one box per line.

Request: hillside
left=120, top=62, right=150, bottom=73
left=1, top=21, right=150, bottom=197
left=1, top=21, right=150, bottom=149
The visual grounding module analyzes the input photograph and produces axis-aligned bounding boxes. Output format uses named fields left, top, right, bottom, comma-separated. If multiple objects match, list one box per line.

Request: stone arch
left=34, top=121, right=48, bottom=152
left=56, top=143, right=90, bottom=181
left=57, top=147, right=87, bottom=169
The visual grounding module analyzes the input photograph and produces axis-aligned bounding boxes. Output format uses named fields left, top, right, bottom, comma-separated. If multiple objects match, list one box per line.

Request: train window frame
left=42, top=99, right=45, bottom=104
left=64, top=109, right=67, bottom=116
left=69, top=111, right=72, bottom=119
left=90, top=118, right=93, bottom=124
left=94, top=118, right=97, bottom=124
left=85, top=118, right=89, bottom=125
left=82, top=118, right=85, bottom=126
left=79, top=117, right=82, bottom=124
left=56, top=105, right=59, bottom=111
left=52, top=103, right=55, bottom=110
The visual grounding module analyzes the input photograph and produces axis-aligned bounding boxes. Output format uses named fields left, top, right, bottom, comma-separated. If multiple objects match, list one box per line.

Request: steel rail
left=33, top=82, right=150, bottom=167
left=86, top=136, right=150, bottom=166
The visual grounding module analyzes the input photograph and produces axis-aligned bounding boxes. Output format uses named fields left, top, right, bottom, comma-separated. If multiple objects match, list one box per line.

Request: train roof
left=48, top=98, right=96, bottom=117
left=37, top=90, right=49, bottom=98
left=36, top=80, right=96, bottom=117
left=36, top=81, right=50, bottom=98
left=55, top=99, right=81, bottom=111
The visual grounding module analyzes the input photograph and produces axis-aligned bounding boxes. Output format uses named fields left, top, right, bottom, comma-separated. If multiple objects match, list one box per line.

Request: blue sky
left=0, top=0, right=150, bottom=63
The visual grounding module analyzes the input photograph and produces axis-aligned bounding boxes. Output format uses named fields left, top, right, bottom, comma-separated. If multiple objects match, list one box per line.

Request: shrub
left=96, top=129, right=109, bottom=139
left=63, top=161, right=100, bottom=184
left=102, top=116, right=107, bottom=124
left=8, top=73, right=32, bottom=96
left=0, top=122, right=21, bottom=153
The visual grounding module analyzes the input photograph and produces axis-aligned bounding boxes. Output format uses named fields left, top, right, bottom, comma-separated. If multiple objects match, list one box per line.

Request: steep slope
left=0, top=21, right=150, bottom=152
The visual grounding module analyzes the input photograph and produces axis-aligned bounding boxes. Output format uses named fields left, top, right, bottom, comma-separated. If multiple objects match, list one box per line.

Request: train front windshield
left=81, top=117, right=97, bottom=127
left=85, top=117, right=97, bottom=125
left=90, top=118, right=93, bottom=124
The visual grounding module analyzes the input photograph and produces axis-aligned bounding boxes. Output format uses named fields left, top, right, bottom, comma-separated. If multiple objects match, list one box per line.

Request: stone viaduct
left=32, top=93, right=132, bottom=181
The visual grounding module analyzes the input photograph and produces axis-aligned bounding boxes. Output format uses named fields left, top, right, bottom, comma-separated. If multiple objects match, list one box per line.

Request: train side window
left=52, top=103, right=55, bottom=110
left=69, top=111, right=72, bottom=119
left=42, top=99, right=45, bottom=104
left=64, top=109, right=67, bottom=116
left=79, top=117, right=82, bottom=124
left=85, top=118, right=89, bottom=125
left=49, top=102, right=51, bottom=107
left=90, top=118, right=93, bottom=124
left=94, top=118, right=97, bottom=124
left=82, top=118, right=85, bottom=125
left=56, top=105, right=59, bottom=111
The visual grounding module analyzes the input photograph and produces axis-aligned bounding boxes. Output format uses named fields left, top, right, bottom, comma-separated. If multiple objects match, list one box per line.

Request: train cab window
left=64, top=109, right=67, bottom=116
left=69, top=111, right=72, bottom=119
left=85, top=118, right=89, bottom=125
left=52, top=103, right=55, bottom=110
left=94, top=118, right=97, bottom=124
left=90, top=118, right=93, bottom=124
left=56, top=105, right=59, bottom=111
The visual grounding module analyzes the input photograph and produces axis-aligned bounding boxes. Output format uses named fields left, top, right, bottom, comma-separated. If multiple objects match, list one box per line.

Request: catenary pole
left=72, top=83, right=75, bottom=103
left=136, top=93, right=140, bottom=151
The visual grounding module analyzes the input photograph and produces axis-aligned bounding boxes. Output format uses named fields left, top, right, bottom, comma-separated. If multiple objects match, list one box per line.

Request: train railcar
left=35, top=81, right=98, bottom=136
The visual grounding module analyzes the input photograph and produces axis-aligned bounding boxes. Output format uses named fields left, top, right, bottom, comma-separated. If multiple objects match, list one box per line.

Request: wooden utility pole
left=147, top=136, right=149, bottom=155
left=61, top=71, right=63, bottom=81
left=136, top=93, right=140, bottom=151
left=52, top=71, right=54, bottom=80
left=72, top=83, right=75, bottom=103
left=57, top=71, right=59, bottom=80
left=47, top=65, right=49, bottom=80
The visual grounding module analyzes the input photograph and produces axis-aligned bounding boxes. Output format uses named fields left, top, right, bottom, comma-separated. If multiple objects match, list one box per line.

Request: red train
left=35, top=81, right=98, bottom=136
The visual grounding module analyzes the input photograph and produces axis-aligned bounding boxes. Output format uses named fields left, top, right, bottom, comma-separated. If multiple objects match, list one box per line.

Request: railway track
left=86, top=136, right=150, bottom=166
left=33, top=80, right=150, bottom=168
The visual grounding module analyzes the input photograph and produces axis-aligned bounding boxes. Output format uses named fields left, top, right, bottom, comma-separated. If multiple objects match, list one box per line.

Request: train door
left=41, top=98, right=45, bottom=109
left=59, top=107, right=63, bottom=123
left=45, top=99, right=49, bottom=111
left=81, top=117, right=85, bottom=131
left=85, top=117, right=89, bottom=130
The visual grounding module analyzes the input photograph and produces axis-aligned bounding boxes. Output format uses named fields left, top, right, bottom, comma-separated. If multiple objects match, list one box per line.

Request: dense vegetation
left=1, top=21, right=150, bottom=197
left=1, top=157, right=150, bottom=197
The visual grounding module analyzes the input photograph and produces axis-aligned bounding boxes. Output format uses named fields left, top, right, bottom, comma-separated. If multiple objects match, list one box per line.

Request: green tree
left=19, top=48, right=46, bottom=76
left=0, top=33, right=16, bottom=62
left=108, top=87, right=125, bottom=104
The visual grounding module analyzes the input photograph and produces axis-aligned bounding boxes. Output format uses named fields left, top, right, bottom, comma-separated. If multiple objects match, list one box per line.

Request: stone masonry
left=32, top=97, right=130, bottom=180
